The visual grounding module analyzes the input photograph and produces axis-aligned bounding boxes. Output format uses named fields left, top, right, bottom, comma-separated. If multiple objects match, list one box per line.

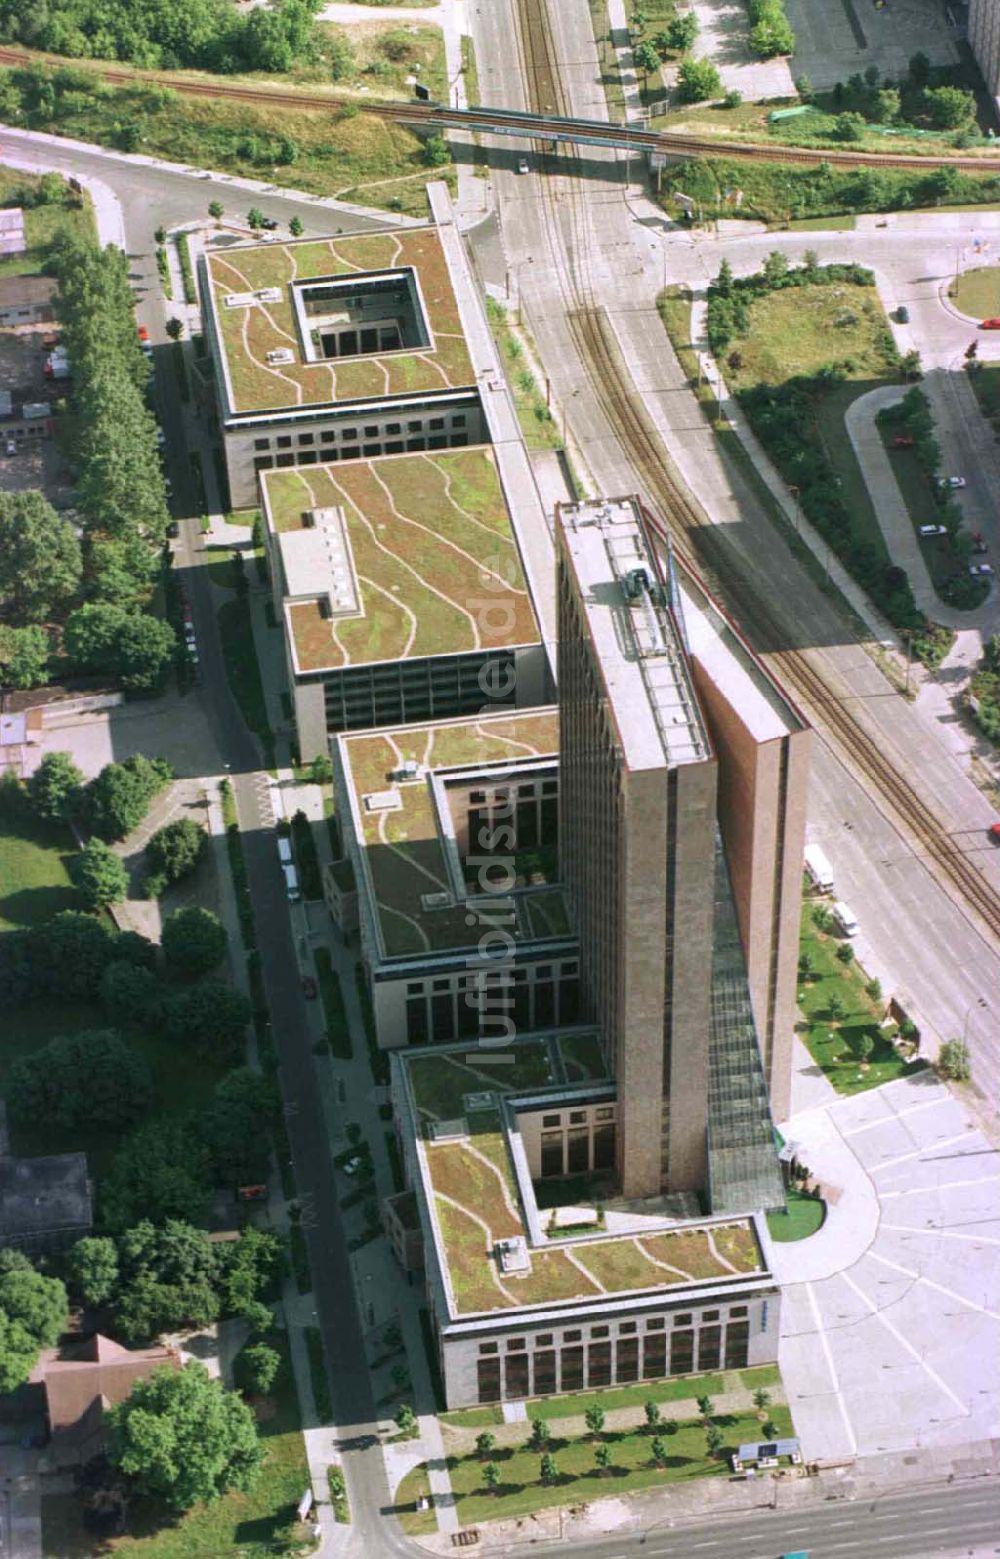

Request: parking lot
left=785, top=0, right=961, bottom=90
left=773, top=1073, right=1000, bottom=1460
left=0, top=325, right=76, bottom=507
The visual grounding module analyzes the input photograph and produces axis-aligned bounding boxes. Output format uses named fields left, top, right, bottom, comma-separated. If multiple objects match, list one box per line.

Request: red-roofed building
left=36, top=1334, right=180, bottom=1467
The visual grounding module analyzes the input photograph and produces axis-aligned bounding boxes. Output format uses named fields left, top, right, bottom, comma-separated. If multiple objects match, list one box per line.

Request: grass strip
left=220, top=779, right=256, bottom=953
left=289, top=1220, right=312, bottom=1294
left=155, top=244, right=172, bottom=299
left=328, top=1464, right=350, bottom=1523
left=176, top=230, right=197, bottom=305
left=355, top=963, right=388, bottom=1085
left=217, top=595, right=276, bottom=767
left=314, top=946, right=352, bottom=1059
left=306, top=1325, right=332, bottom=1422
left=418, top=1306, right=446, bottom=1413
left=485, top=296, right=561, bottom=451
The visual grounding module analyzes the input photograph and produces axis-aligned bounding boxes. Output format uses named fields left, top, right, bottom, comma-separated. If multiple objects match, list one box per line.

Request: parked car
left=261, top=216, right=279, bottom=230
left=137, top=325, right=149, bottom=342
left=937, top=475, right=966, bottom=489
left=517, top=156, right=530, bottom=174
left=301, top=974, right=318, bottom=1000
left=990, top=821, right=1000, bottom=841
left=981, top=317, right=1000, bottom=329
left=4, top=438, right=16, bottom=456
left=896, top=305, right=909, bottom=323
left=342, top=1155, right=365, bottom=1177
left=969, top=562, right=994, bottom=576
left=892, top=435, right=914, bottom=448
left=918, top=524, right=947, bottom=537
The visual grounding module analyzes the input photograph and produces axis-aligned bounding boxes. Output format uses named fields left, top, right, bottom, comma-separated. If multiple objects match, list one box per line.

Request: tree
left=82, top=754, right=172, bottom=842
left=0, top=1250, right=68, bottom=1351
left=216, top=1227, right=286, bottom=1316
left=585, top=1404, right=606, bottom=1439
left=664, top=13, right=698, bottom=50
left=329, top=31, right=355, bottom=81
left=835, top=111, right=866, bottom=142
left=69, top=1236, right=119, bottom=1308
left=909, top=51, right=931, bottom=87
left=528, top=1416, right=550, bottom=1450
left=165, top=317, right=184, bottom=341
left=922, top=85, right=974, bottom=130
left=162, top=983, right=250, bottom=1065
left=875, top=87, right=901, bottom=123
left=7, top=1029, right=153, bottom=1134
left=200, top=1068, right=277, bottom=1185
left=762, top=248, right=789, bottom=288
left=161, top=906, right=227, bottom=978
left=644, top=1398, right=661, bottom=1430
left=208, top=200, right=224, bottom=221
left=595, top=1443, right=612, bottom=1475
left=27, top=751, right=83, bottom=822
left=676, top=55, right=721, bottom=102
left=836, top=941, right=855, bottom=964
left=482, top=1462, right=500, bottom=1493
left=752, top=1387, right=771, bottom=1413
left=539, top=1452, right=557, bottom=1485
left=750, top=11, right=794, bottom=57
left=101, top=1118, right=211, bottom=1233
left=475, top=1431, right=497, bottom=1459
left=0, top=489, right=82, bottom=625
left=0, top=1310, right=44, bottom=1394
left=855, top=1031, right=875, bottom=1065
left=146, top=818, right=206, bottom=888
left=938, top=1038, right=971, bottom=1081
left=714, top=257, right=734, bottom=297
left=828, top=992, right=845, bottom=1022
left=72, top=838, right=129, bottom=909
left=634, top=39, right=661, bottom=79
left=289, top=216, right=303, bottom=237
left=923, top=166, right=959, bottom=205
left=238, top=1342, right=279, bottom=1395
left=696, top=1394, right=715, bottom=1420
left=0, top=624, right=50, bottom=689
left=395, top=1403, right=417, bottom=1436
left=99, top=960, right=160, bottom=1027
left=705, top=1423, right=725, bottom=1459
left=112, top=1219, right=221, bottom=1344
left=650, top=1435, right=668, bottom=1466
left=108, top=1361, right=262, bottom=1510
left=422, top=133, right=450, bottom=168
left=796, top=73, right=813, bottom=102
left=246, top=207, right=265, bottom=231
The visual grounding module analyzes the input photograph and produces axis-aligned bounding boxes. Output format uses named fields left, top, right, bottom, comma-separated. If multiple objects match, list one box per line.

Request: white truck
left=831, top=900, right=859, bottom=938
left=803, top=844, right=834, bottom=894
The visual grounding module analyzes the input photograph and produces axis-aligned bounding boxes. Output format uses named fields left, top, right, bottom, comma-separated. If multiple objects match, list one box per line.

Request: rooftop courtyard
left=202, top=227, right=475, bottom=417
left=337, top=708, right=570, bottom=960
left=261, top=447, right=540, bottom=676
left=395, top=1037, right=765, bottom=1322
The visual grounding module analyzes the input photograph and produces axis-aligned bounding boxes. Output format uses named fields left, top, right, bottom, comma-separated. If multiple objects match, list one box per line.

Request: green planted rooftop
left=204, top=227, right=474, bottom=416
left=262, top=447, right=539, bottom=674
left=338, top=708, right=570, bottom=959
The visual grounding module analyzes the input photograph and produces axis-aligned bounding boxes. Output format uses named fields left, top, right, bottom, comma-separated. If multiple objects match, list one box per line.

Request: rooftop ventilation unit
left=266, top=347, right=294, bottom=366
left=420, top=891, right=452, bottom=911
left=496, top=1236, right=530, bottom=1274
left=430, top=1118, right=468, bottom=1141
left=391, top=760, right=420, bottom=783
left=462, top=1092, right=495, bottom=1113
left=257, top=288, right=282, bottom=304
left=224, top=292, right=255, bottom=309
left=363, top=788, right=402, bottom=814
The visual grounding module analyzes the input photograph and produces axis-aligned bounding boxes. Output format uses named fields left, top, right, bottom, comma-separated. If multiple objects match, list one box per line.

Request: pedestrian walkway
left=606, top=0, right=644, bottom=122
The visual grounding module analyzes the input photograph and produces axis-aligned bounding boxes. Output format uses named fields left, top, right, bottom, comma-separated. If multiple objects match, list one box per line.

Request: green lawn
left=320, top=19, right=446, bottom=103
left=967, top=362, right=1000, bottom=422
left=485, top=297, right=562, bottom=452
left=0, top=167, right=95, bottom=277
left=722, top=282, right=896, bottom=390
left=766, top=1186, right=825, bottom=1243
left=394, top=1462, right=436, bottom=1536
left=949, top=265, right=1000, bottom=320
left=0, top=810, right=80, bottom=929
left=40, top=1333, right=310, bottom=1559
left=798, top=902, right=924, bottom=1095
left=402, top=1402, right=793, bottom=1526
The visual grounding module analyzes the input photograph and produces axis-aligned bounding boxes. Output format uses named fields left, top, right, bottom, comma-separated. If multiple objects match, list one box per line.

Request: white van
left=804, top=844, right=834, bottom=894
left=282, top=863, right=301, bottom=903
left=277, top=836, right=293, bottom=867
left=831, top=900, right=859, bottom=938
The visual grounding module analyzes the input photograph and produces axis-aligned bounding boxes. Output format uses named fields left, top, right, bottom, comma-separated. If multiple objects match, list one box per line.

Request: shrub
left=676, top=56, right=721, bottom=103
left=161, top=907, right=227, bottom=977
left=938, top=1038, right=971, bottom=1081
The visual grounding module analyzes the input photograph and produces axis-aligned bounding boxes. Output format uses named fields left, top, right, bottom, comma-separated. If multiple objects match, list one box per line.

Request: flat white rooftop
left=676, top=564, right=802, bottom=744
left=558, top=497, right=709, bottom=774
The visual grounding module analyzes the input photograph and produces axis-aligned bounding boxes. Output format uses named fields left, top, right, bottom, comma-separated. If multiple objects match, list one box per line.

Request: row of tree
left=0, top=0, right=321, bottom=75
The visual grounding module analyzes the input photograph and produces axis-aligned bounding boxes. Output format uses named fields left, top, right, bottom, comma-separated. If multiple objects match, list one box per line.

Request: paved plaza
left=773, top=1073, right=1000, bottom=1461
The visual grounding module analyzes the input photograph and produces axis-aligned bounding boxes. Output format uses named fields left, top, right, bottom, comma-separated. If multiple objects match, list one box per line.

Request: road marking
left=830, top=1542, right=864, bottom=1550
left=871, top=1132, right=981, bottom=1172
left=881, top=1174, right=1000, bottom=1197
left=840, top=1268, right=971, bottom=1413
left=806, top=1279, right=858, bottom=1453
left=828, top=1517, right=857, bottom=1526
left=842, top=1094, right=952, bottom=1136
left=868, top=1249, right=1000, bottom=1320
left=882, top=1222, right=1000, bottom=1246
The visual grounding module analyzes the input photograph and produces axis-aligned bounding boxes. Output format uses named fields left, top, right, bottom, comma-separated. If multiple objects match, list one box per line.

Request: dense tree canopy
left=201, top=1068, right=277, bottom=1184
left=0, top=624, right=50, bottom=689
left=0, top=1251, right=69, bottom=1392
left=6, top=1029, right=153, bottom=1133
left=161, top=981, right=250, bottom=1064
left=107, top=1361, right=262, bottom=1510
left=161, top=907, right=227, bottom=978
left=0, top=0, right=321, bottom=74
left=101, top=1118, right=211, bottom=1232
left=65, top=602, right=176, bottom=692
left=0, top=489, right=82, bottom=626
left=83, top=753, right=172, bottom=841
left=72, top=837, right=130, bottom=908
left=27, top=751, right=83, bottom=822
left=145, top=817, right=206, bottom=889
left=68, top=1235, right=120, bottom=1307
left=113, top=1220, right=221, bottom=1344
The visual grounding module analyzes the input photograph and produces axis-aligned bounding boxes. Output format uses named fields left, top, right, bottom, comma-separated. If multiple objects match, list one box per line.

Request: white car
left=918, top=524, right=946, bottom=537
left=969, top=562, right=994, bottom=576
left=517, top=156, right=530, bottom=174
left=937, top=475, right=966, bottom=489
left=342, top=1155, right=365, bottom=1177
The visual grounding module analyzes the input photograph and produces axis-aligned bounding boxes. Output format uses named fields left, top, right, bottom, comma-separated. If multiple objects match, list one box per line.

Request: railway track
left=5, top=42, right=1000, bottom=173
left=514, top=1, right=1000, bottom=945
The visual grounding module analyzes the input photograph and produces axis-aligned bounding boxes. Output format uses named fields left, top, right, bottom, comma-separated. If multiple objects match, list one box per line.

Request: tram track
left=513, top=0, right=1000, bottom=945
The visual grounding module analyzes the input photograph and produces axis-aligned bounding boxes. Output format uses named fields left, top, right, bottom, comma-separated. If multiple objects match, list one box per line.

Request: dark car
left=896, top=305, right=909, bottom=323
left=261, top=216, right=279, bottom=230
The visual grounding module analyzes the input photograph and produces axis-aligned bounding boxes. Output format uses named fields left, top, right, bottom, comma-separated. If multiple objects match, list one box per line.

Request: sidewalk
left=606, top=0, right=644, bottom=122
